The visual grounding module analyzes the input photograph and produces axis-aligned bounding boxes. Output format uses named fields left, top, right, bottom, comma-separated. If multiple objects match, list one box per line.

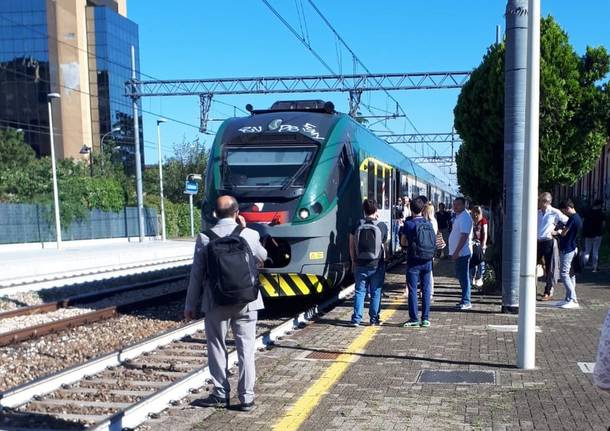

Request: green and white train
left=202, top=100, right=455, bottom=298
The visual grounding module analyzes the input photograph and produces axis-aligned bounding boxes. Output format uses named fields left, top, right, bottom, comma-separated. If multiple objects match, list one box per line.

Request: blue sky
left=129, top=1, right=610, bottom=185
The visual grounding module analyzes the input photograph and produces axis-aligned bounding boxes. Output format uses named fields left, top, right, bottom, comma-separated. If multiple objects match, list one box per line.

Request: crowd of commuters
left=183, top=192, right=606, bottom=410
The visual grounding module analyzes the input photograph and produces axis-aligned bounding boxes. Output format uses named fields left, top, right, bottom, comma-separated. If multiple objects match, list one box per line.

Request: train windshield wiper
left=280, top=156, right=312, bottom=190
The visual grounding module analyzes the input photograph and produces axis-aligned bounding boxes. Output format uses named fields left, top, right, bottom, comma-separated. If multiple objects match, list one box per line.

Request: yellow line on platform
left=272, top=298, right=403, bottom=431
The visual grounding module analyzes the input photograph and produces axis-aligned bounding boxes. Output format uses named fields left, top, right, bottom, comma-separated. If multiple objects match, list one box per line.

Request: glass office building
left=0, top=0, right=52, bottom=156
left=87, top=5, right=143, bottom=171
left=0, top=0, right=142, bottom=169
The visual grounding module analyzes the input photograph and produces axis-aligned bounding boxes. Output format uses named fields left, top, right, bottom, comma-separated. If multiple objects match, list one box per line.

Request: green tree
left=454, top=16, right=610, bottom=202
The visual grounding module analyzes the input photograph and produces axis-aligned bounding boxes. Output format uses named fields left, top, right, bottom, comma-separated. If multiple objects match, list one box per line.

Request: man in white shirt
left=448, top=197, right=474, bottom=310
left=537, top=192, right=568, bottom=300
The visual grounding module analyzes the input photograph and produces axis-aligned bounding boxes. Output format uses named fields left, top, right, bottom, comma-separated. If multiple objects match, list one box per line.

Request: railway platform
left=143, top=260, right=610, bottom=431
left=0, top=239, right=194, bottom=289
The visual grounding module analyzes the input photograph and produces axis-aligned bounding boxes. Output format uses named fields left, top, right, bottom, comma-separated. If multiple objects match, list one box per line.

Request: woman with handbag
left=471, top=206, right=488, bottom=287
left=424, top=203, right=441, bottom=298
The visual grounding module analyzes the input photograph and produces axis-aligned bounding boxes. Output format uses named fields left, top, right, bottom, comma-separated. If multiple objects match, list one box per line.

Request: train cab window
left=325, top=145, right=353, bottom=203
left=367, top=160, right=375, bottom=200
left=223, top=145, right=317, bottom=188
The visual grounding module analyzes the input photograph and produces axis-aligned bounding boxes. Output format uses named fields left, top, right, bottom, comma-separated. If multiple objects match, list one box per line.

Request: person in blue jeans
left=349, top=199, right=388, bottom=327
left=557, top=199, right=583, bottom=309
left=448, top=197, right=473, bottom=310
left=400, top=197, right=435, bottom=327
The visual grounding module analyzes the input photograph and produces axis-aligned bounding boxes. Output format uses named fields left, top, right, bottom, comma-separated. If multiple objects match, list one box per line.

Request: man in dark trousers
left=184, top=195, right=267, bottom=411
left=583, top=199, right=605, bottom=272
left=435, top=202, right=452, bottom=258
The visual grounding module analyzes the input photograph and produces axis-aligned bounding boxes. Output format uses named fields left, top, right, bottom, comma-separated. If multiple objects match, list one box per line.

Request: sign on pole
left=184, top=180, right=199, bottom=195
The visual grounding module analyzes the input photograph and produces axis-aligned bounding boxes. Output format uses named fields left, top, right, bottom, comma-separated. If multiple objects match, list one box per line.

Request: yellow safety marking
left=290, top=275, right=311, bottom=295
left=306, top=275, right=323, bottom=293
left=272, top=298, right=403, bottom=431
left=309, top=251, right=324, bottom=260
left=278, top=275, right=297, bottom=296
left=259, top=274, right=279, bottom=297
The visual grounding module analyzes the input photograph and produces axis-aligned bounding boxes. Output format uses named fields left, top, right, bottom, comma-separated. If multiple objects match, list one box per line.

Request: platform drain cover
left=306, top=351, right=341, bottom=360
left=417, top=370, right=496, bottom=384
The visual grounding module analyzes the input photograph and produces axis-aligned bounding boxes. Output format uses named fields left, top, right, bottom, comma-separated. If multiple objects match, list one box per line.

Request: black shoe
left=237, top=401, right=256, bottom=412
left=192, top=394, right=229, bottom=408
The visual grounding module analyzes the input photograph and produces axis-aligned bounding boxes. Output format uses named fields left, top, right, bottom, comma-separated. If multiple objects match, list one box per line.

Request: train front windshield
left=223, top=145, right=317, bottom=188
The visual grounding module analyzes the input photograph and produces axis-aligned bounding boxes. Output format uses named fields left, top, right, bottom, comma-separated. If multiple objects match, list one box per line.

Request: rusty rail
left=0, top=289, right=187, bottom=347
left=0, top=274, right=187, bottom=320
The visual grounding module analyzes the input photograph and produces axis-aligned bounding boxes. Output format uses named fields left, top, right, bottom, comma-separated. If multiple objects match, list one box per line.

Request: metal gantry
left=381, top=132, right=462, bottom=145
left=125, top=71, right=471, bottom=133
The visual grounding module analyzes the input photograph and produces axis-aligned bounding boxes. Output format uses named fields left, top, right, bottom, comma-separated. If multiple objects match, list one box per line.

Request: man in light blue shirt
left=448, top=197, right=473, bottom=310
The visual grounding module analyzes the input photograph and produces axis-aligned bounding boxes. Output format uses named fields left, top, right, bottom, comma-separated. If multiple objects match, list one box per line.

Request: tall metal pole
left=502, top=0, right=528, bottom=313
left=518, top=0, right=540, bottom=370
left=189, top=194, right=194, bottom=237
left=47, top=94, right=62, bottom=249
left=157, top=119, right=167, bottom=241
left=496, top=25, right=502, bottom=45
left=131, top=45, right=145, bottom=242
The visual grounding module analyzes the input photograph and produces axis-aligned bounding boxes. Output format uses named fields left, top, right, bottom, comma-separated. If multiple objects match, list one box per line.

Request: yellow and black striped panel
left=259, top=273, right=333, bottom=297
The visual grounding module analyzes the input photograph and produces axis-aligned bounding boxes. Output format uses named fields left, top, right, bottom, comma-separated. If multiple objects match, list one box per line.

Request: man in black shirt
left=435, top=203, right=452, bottom=258
left=583, top=199, right=606, bottom=272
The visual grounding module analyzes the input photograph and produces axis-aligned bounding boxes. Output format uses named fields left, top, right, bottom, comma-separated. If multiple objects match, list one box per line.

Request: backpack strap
left=230, top=225, right=244, bottom=237
left=204, top=229, right=220, bottom=240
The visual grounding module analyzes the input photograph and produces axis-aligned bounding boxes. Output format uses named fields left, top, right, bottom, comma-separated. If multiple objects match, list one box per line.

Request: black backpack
left=410, top=219, right=436, bottom=260
left=204, top=226, right=260, bottom=306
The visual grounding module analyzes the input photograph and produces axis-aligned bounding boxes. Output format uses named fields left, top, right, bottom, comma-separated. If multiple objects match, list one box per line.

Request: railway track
left=0, top=275, right=188, bottom=347
left=0, top=283, right=356, bottom=431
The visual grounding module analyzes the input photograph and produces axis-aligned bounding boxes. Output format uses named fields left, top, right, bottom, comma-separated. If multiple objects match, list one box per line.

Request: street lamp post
left=156, top=119, right=167, bottom=241
left=100, top=126, right=121, bottom=172
left=47, top=92, right=62, bottom=249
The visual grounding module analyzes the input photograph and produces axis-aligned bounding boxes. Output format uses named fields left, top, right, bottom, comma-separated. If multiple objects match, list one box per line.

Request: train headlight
left=298, top=208, right=310, bottom=220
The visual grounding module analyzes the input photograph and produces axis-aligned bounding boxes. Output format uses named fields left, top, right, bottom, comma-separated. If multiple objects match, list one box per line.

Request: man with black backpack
left=184, top=195, right=267, bottom=412
left=349, top=199, right=388, bottom=327
left=399, top=197, right=437, bottom=328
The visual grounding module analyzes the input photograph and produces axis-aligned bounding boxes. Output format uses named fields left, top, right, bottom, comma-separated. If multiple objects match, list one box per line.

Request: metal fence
left=0, top=203, right=158, bottom=244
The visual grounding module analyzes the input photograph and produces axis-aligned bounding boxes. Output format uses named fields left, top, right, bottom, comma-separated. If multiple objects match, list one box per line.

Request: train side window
left=384, top=168, right=390, bottom=209
left=376, top=164, right=383, bottom=206
left=367, top=160, right=375, bottom=200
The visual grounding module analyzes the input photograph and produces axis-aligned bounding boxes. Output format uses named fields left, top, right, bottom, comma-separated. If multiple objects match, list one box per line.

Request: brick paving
left=144, top=260, right=610, bottom=430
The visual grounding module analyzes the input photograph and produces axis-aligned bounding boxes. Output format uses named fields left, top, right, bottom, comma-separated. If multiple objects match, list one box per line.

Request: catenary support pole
left=131, top=45, right=145, bottom=242
left=156, top=119, right=167, bottom=241
left=502, top=0, right=528, bottom=313
left=518, top=0, right=540, bottom=370
left=47, top=94, right=62, bottom=249
left=189, top=194, right=194, bottom=237
left=496, top=25, right=502, bottom=45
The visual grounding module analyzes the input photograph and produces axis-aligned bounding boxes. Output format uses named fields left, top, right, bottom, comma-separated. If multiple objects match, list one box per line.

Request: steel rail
left=0, top=259, right=400, bottom=430
left=0, top=288, right=187, bottom=347
left=0, top=274, right=187, bottom=320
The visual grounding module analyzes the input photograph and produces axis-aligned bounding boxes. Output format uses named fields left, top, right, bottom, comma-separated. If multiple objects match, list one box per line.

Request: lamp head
left=47, top=93, right=61, bottom=100
left=79, top=145, right=91, bottom=154
left=111, top=126, right=121, bottom=133
left=156, top=118, right=167, bottom=125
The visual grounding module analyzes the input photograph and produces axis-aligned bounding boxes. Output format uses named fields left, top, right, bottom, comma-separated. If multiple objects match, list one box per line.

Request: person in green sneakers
left=400, top=197, right=435, bottom=328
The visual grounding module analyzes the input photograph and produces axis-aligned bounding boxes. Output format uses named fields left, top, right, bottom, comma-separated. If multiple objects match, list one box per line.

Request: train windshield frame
left=222, top=144, right=318, bottom=190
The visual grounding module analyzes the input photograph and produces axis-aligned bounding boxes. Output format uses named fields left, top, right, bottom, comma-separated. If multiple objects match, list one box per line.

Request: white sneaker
left=475, top=279, right=484, bottom=287
left=559, top=300, right=580, bottom=309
